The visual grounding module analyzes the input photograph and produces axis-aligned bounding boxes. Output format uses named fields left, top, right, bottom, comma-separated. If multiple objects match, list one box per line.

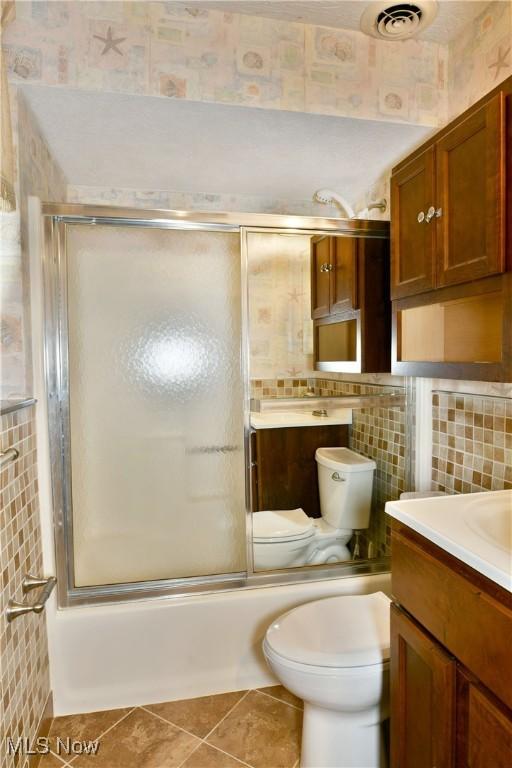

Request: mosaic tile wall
left=4, top=1, right=447, bottom=127
left=432, top=392, right=512, bottom=494
left=0, top=406, right=50, bottom=768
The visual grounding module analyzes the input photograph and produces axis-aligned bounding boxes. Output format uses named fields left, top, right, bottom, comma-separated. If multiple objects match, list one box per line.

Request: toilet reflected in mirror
left=252, top=448, right=376, bottom=571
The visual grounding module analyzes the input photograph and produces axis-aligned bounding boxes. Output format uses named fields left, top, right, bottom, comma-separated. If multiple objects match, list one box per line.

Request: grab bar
left=6, top=574, right=56, bottom=623
left=0, top=447, right=19, bottom=468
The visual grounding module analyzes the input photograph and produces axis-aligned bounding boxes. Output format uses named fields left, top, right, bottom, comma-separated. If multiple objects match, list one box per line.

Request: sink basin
left=466, top=495, right=512, bottom=553
left=386, top=489, right=512, bottom=591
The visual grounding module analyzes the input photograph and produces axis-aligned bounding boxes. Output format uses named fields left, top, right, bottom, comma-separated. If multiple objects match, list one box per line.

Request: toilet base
left=300, top=703, right=388, bottom=768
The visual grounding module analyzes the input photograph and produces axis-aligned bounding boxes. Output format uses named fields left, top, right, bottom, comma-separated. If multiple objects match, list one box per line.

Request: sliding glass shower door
left=63, top=223, right=246, bottom=588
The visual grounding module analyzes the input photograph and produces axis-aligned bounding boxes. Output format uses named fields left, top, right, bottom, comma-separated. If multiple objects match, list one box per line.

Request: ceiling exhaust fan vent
left=360, top=1, right=438, bottom=41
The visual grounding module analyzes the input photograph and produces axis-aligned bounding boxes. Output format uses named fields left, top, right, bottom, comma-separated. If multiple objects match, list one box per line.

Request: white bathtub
left=46, top=573, right=390, bottom=715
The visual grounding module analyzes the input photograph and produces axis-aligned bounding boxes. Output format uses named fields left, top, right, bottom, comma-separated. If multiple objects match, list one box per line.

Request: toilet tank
left=315, top=448, right=376, bottom=531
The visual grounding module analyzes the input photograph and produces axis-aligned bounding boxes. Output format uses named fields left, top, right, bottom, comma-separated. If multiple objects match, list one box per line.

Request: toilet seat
left=265, top=592, right=390, bottom=668
left=252, top=509, right=315, bottom=544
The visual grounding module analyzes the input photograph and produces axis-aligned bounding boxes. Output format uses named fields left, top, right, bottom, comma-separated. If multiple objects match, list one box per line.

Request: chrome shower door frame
left=42, top=203, right=392, bottom=607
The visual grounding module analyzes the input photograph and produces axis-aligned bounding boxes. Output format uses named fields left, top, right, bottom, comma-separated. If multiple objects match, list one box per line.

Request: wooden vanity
left=390, top=519, right=512, bottom=767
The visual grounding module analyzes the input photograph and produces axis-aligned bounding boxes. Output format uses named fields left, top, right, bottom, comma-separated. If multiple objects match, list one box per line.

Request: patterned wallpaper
left=247, top=232, right=314, bottom=379
left=448, top=0, right=512, bottom=119
left=67, top=184, right=339, bottom=217
left=0, top=406, right=51, bottom=768
left=4, top=0, right=447, bottom=127
left=0, top=91, right=67, bottom=400
left=356, top=1, right=512, bottom=221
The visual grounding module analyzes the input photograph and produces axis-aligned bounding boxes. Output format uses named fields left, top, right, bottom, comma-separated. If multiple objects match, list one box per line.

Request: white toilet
left=263, top=592, right=391, bottom=768
left=253, top=448, right=376, bottom=570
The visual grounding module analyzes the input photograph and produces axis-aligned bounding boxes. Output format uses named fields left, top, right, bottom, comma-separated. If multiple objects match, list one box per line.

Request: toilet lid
left=252, top=509, right=315, bottom=543
left=265, top=592, right=390, bottom=668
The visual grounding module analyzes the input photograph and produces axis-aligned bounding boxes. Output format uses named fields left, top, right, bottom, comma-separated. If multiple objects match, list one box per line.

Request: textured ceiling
left=175, top=1, right=491, bottom=44
left=21, top=85, right=430, bottom=204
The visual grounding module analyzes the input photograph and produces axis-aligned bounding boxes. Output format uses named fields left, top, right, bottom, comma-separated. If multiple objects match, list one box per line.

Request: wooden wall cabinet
left=311, top=235, right=390, bottom=373
left=390, top=75, right=512, bottom=380
left=391, top=90, right=506, bottom=299
left=390, top=522, right=512, bottom=768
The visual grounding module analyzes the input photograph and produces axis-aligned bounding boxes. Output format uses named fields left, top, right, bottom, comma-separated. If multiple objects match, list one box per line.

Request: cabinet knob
left=320, top=263, right=334, bottom=273
left=417, top=211, right=425, bottom=223
left=425, top=206, right=436, bottom=223
left=425, top=206, right=443, bottom=223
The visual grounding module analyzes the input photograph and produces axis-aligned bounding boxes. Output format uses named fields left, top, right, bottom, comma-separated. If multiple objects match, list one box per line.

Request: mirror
left=247, top=230, right=407, bottom=573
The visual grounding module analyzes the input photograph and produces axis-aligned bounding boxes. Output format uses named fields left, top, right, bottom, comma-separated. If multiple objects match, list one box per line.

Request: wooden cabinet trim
left=391, top=604, right=456, bottom=768
left=391, top=147, right=436, bottom=299
left=391, top=272, right=512, bottom=381
left=391, top=523, right=512, bottom=711
left=435, top=91, right=506, bottom=288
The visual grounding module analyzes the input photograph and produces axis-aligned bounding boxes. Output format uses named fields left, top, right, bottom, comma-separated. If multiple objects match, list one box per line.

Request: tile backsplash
left=0, top=406, right=50, bottom=768
left=432, top=391, right=512, bottom=494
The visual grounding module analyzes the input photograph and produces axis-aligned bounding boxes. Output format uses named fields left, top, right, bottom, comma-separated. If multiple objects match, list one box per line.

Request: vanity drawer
left=391, top=523, right=512, bottom=711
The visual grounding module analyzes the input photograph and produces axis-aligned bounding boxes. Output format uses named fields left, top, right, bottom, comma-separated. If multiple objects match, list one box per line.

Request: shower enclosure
left=42, top=204, right=396, bottom=606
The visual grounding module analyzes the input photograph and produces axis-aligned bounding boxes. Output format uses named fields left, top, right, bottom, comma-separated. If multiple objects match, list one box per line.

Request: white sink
left=386, top=490, right=512, bottom=591
left=465, top=495, right=512, bottom=553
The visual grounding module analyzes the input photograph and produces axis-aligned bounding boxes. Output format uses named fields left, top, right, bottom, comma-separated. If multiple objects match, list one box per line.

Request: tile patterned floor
left=39, top=686, right=303, bottom=768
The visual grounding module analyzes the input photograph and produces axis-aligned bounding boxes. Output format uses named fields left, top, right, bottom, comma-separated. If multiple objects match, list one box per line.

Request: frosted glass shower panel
left=66, top=225, right=246, bottom=586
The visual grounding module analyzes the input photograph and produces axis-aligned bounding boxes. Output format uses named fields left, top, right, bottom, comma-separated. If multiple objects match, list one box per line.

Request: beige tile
left=71, top=708, right=199, bottom=768
left=49, top=707, right=132, bottom=747
left=206, top=690, right=302, bottom=768
left=257, top=685, right=303, bottom=709
left=181, top=743, right=247, bottom=768
left=145, top=691, right=247, bottom=738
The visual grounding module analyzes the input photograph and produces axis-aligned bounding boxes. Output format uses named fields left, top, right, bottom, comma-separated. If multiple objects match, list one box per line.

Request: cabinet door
left=457, top=669, right=512, bottom=768
left=331, top=237, right=358, bottom=314
left=436, top=92, right=505, bottom=288
left=311, top=235, right=332, bottom=318
left=391, top=604, right=456, bottom=768
left=391, top=147, right=436, bottom=299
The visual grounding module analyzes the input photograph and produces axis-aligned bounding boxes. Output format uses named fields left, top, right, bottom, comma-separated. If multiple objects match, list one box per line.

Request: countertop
left=250, top=408, right=353, bottom=429
left=386, top=490, right=512, bottom=592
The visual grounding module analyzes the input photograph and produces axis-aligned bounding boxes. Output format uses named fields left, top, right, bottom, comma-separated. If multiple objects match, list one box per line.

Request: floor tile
left=144, top=691, right=247, bottom=738
left=38, top=753, right=69, bottom=767
left=71, top=708, right=200, bottom=768
left=206, top=690, right=302, bottom=768
left=258, top=685, right=303, bottom=709
left=48, top=707, right=132, bottom=748
left=181, top=743, right=248, bottom=768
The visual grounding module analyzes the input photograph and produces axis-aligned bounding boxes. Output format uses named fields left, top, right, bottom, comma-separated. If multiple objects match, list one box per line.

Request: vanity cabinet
left=390, top=521, right=512, bottom=768
left=250, top=424, right=349, bottom=519
left=311, top=235, right=390, bottom=373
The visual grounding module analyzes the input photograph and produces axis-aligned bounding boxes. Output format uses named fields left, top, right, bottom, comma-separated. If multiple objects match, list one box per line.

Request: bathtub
left=46, top=572, right=390, bottom=715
